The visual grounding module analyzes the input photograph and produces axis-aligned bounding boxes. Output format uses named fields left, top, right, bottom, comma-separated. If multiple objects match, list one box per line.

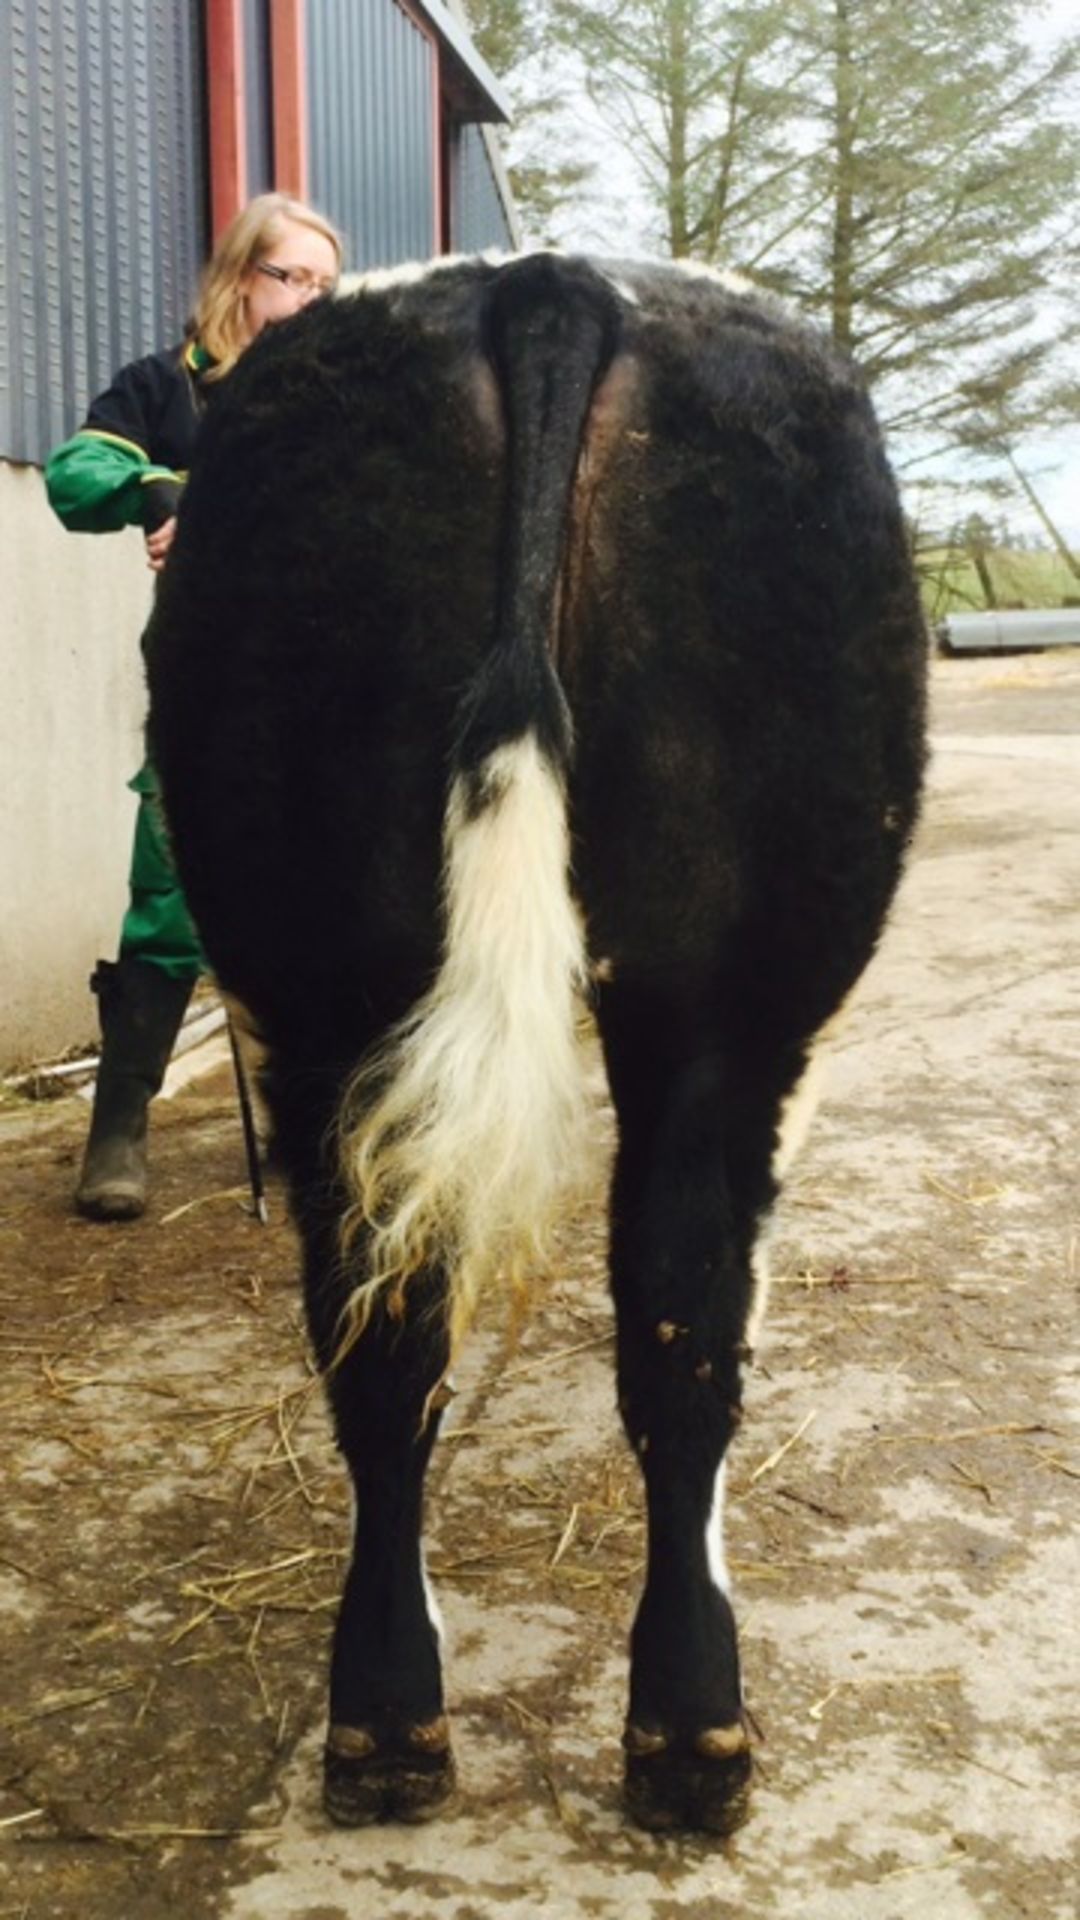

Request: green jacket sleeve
left=45, top=429, right=181, bottom=534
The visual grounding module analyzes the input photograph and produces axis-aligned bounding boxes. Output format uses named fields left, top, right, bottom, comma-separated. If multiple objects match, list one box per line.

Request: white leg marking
left=705, top=1460, right=731, bottom=1598
left=746, top=1231, right=773, bottom=1357
left=421, top=1549, right=445, bottom=1647
left=745, top=1042, right=831, bottom=1352
left=774, top=1047, right=827, bottom=1181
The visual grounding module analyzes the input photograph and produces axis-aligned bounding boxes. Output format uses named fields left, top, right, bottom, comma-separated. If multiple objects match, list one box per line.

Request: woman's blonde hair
left=191, top=192, right=343, bottom=379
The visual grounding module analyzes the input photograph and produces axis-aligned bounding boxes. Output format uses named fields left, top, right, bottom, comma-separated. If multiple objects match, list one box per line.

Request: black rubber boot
left=75, top=959, right=196, bottom=1221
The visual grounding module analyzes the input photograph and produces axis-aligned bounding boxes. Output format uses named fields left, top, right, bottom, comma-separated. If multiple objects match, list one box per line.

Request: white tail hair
left=337, top=734, right=592, bottom=1354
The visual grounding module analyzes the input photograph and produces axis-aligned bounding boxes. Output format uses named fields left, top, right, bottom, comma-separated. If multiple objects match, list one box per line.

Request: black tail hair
left=453, top=253, right=623, bottom=801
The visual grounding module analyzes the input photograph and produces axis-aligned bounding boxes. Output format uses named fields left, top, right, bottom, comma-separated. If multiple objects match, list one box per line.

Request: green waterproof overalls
left=45, top=339, right=215, bottom=981
left=120, top=762, right=204, bottom=978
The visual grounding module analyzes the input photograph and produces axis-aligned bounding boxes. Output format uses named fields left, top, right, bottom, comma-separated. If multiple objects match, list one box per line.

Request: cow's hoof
left=324, top=1717, right=457, bottom=1826
left=623, top=1722, right=753, bottom=1836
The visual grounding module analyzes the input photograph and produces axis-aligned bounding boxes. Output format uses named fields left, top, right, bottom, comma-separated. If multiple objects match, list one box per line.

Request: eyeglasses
left=255, top=262, right=338, bottom=297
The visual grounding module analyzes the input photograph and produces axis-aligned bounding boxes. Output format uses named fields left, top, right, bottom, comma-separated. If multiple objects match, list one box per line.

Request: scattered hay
left=2, top=1680, right=136, bottom=1731
left=808, top=1671, right=961, bottom=1723
left=160, top=1186, right=251, bottom=1225
left=922, top=1173, right=1008, bottom=1209
left=549, top=1503, right=580, bottom=1570
left=865, top=1419, right=1054, bottom=1449
left=504, top=1331, right=613, bottom=1379
left=0, top=1807, right=45, bottom=1831
left=504, top=1695, right=549, bottom=1732
left=1022, top=1443, right=1080, bottom=1482
left=949, top=1458, right=996, bottom=1504
left=168, top=1546, right=343, bottom=1647
left=20, top=1816, right=283, bottom=1845
left=951, top=1750, right=1039, bottom=1793
left=439, top=1421, right=575, bottom=1446
left=838, top=1418, right=1058, bottom=1484
left=877, top=1847, right=968, bottom=1882
left=773, top=1266, right=933, bottom=1293
left=749, top=1411, right=818, bottom=1485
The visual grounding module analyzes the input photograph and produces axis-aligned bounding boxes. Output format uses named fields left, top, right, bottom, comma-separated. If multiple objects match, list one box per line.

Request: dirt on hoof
left=623, top=1739, right=753, bottom=1836
left=322, top=1720, right=458, bottom=1826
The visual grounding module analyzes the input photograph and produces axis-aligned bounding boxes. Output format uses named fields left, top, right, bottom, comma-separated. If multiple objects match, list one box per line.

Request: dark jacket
left=46, top=340, right=214, bottom=534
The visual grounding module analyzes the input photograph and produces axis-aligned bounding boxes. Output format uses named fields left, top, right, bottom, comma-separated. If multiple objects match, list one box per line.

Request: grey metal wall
left=451, top=124, right=512, bottom=253
left=307, top=0, right=436, bottom=269
left=0, top=0, right=207, bottom=467
left=243, top=0, right=273, bottom=198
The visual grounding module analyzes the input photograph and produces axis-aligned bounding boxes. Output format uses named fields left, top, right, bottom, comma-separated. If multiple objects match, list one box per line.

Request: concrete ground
left=1, top=650, right=1077, bottom=1919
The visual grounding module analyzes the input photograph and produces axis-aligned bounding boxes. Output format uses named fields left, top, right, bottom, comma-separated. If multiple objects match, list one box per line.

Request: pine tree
left=465, top=0, right=594, bottom=238
left=548, top=0, right=1080, bottom=461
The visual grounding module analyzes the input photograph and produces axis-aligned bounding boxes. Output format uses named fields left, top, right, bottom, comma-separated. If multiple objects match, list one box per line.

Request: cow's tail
left=337, top=255, right=623, bottom=1358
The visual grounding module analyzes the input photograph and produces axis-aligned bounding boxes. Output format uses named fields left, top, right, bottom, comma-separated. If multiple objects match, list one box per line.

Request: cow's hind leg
left=319, top=1271, right=455, bottom=1826
left=282, top=1075, right=456, bottom=1826
left=599, top=984, right=800, bottom=1834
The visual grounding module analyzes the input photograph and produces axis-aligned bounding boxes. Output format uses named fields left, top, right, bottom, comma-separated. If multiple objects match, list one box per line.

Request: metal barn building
left=1, top=0, right=516, bottom=468
left=0, top=0, right=518, bottom=1067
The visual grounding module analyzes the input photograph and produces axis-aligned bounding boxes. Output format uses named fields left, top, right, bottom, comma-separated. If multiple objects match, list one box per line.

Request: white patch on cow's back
left=338, top=249, right=763, bottom=318
left=337, top=261, right=439, bottom=297
left=705, top=1460, right=730, bottom=1596
left=338, top=248, right=647, bottom=315
left=337, top=249, right=513, bottom=300
left=665, top=256, right=756, bottom=298
left=603, top=274, right=640, bottom=306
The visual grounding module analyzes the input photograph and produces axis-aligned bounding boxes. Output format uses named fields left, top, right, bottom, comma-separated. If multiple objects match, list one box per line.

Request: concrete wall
left=2, top=462, right=154, bottom=1071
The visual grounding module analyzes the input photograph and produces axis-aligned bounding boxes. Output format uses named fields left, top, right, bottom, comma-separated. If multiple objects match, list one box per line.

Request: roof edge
left=411, top=0, right=512, bottom=122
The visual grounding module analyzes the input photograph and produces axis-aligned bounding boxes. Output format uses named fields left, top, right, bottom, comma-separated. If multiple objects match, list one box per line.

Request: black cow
left=147, top=251, right=926, bottom=1834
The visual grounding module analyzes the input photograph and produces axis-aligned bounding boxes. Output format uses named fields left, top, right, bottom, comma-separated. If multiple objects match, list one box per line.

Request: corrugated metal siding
left=307, top=0, right=436, bottom=269
left=451, top=124, right=513, bottom=252
left=0, top=0, right=206, bottom=467
left=243, top=0, right=273, bottom=197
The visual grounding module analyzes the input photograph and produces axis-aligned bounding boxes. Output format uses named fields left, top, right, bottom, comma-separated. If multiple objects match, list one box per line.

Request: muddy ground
left=1, top=651, right=1077, bottom=1920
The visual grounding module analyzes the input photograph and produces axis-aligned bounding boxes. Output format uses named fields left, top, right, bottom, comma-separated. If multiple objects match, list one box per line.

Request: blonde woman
left=46, top=193, right=342, bottom=1220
